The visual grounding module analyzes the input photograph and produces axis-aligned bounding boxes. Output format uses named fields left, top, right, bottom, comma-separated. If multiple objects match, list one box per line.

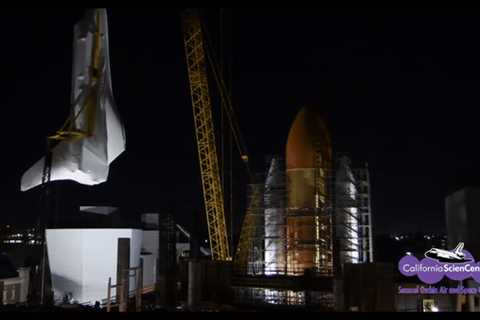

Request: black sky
left=2, top=8, right=480, bottom=235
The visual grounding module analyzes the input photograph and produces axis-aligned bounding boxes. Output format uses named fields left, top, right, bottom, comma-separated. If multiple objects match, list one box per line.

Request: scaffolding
left=234, top=155, right=290, bottom=277
left=157, top=214, right=177, bottom=307
left=235, top=154, right=334, bottom=278
left=232, top=148, right=373, bottom=309
left=234, top=175, right=265, bottom=276
left=335, top=155, right=374, bottom=266
left=285, top=134, right=334, bottom=277
left=233, top=286, right=335, bottom=309
left=233, top=152, right=335, bottom=307
left=233, top=287, right=306, bottom=306
left=234, top=154, right=335, bottom=277
left=353, top=165, right=374, bottom=263
left=264, top=156, right=287, bottom=276
left=335, top=156, right=361, bottom=267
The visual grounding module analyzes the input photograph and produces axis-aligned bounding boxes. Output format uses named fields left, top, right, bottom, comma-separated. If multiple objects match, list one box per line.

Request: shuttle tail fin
left=454, top=242, right=464, bottom=255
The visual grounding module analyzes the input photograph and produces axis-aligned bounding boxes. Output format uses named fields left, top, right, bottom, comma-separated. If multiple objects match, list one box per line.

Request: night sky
left=2, top=8, right=480, bottom=236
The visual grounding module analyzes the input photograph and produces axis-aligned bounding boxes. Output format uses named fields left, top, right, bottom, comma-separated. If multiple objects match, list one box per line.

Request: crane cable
left=219, top=8, right=225, bottom=219
left=219, top=8, right=235, bottom=257
left=200, top=18, right=252, bottom=181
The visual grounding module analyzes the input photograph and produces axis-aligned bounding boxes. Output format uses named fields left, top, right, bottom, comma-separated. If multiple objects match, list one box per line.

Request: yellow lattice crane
left=181, top=9, right=231, bottom=261
left=182, top=9, right=257, bottom=266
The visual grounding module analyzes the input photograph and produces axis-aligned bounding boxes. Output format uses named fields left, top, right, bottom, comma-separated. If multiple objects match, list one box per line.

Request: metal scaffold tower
left=263, top=157, right=287, bottom=276
left=353, top=164, right=374, bottom=263
left=334, top=155, right=374, bottom=266
left=284, top=140, right=334, bottom=277
left=232, top=153, right=335, bottom=308
left=334, top=159, right=361, bottom=267
left=234, top=156, right=288, bottom=277
left=234, top=177, right=265, bottom=275
left=234, top=150, right=336, bottom=277
left=234, top=140, right=335, bottom=310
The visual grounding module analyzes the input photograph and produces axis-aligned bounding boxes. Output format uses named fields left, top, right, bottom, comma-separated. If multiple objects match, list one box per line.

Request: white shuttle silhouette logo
left=425, top=242, right=472, bottom=263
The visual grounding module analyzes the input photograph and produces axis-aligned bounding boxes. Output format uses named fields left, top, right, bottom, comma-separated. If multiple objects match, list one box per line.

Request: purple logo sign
left=398, top=242, right=480, bottom=284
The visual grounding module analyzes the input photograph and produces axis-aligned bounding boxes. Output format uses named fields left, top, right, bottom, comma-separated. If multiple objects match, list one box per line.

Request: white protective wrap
left=21, top=9, right=125, bottom=191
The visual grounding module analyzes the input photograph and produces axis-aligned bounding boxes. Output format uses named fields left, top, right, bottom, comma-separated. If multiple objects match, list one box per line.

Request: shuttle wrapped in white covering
left=21, top=9, right=125, bottom=191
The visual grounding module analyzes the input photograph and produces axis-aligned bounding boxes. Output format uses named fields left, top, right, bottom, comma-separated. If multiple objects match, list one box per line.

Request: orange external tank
left=286, top=106, right=333, bottom=276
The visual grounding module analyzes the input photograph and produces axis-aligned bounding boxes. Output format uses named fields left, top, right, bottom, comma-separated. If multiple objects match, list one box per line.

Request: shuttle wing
left=21, top=9, right=125, bottom=191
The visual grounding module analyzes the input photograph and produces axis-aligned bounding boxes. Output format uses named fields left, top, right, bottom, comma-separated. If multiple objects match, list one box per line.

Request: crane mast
left=182, top=10, right=230, bottom=261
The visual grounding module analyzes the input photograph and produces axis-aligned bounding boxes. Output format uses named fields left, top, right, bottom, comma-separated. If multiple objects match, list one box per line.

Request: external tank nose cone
left=286, top=106, right=331, bottom=170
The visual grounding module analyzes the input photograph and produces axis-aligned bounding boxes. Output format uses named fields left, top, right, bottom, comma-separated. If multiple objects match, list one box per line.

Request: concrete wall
left=141, top=230, right=159, bottom=289
left=46, top=229, right=142, bottom=305
left=342, top=263, right=395, bottom=311
left=140, top=230, right=190, bottom=288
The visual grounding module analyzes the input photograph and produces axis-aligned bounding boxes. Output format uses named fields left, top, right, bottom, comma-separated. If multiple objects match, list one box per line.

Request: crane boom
left=182, top=10, right=230, bottom=261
